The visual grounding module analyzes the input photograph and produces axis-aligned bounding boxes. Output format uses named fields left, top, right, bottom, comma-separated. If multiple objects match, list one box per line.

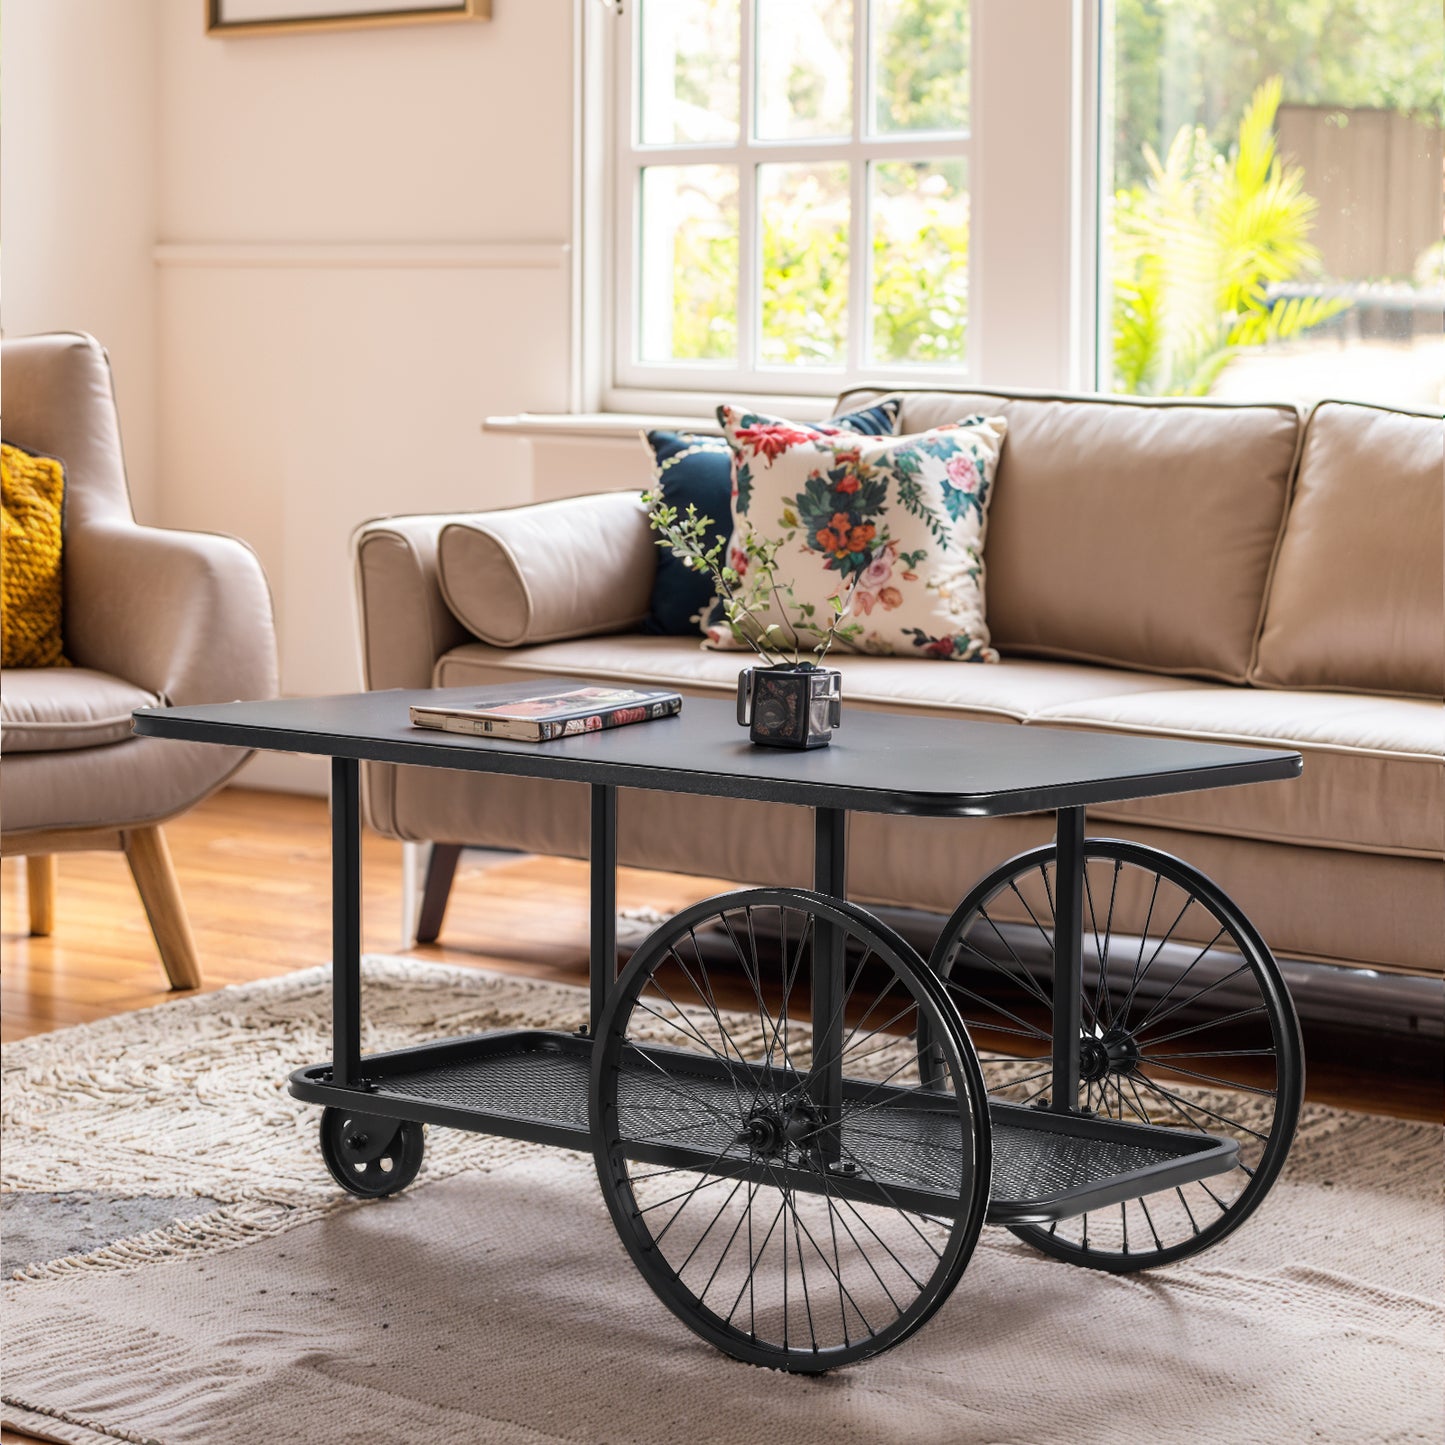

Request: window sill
left=482, top=385, right=868, bottom=442
left=482, top=412, right=718, bottom=442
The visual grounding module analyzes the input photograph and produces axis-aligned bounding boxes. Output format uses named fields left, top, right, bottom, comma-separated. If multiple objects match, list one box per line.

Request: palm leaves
left=1111, top=76, right=1350, bottom=396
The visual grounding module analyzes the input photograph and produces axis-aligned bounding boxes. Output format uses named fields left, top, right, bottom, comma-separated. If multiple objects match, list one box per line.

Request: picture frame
left=206, top=0, right=490, bottom=38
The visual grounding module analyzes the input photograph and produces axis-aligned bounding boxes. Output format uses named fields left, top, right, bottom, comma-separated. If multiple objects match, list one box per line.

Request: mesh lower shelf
left=292, top=1029, right=1238, bottom=1224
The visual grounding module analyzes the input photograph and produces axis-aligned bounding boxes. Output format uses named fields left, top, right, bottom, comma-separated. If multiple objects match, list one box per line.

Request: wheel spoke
left=1126, top=926, right=1230, bottom=1036
left=1140, top=1059, right=1276, bottom=1097
left=1133, top=1073, right=1271, bottom=1143
left=970, top=908, right=1056, bottom=1014
left=1135, top=997, right=1266, bottom=1048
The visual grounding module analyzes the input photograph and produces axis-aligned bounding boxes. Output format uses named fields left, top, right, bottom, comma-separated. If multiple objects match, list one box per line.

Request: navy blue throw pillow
left=640, top=398, right=901, bottom=636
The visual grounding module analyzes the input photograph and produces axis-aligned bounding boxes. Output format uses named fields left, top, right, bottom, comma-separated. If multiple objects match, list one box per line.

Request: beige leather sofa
left=1, top=333, right=278, bottom=986
left=354, top=388, right=1444, bottom=987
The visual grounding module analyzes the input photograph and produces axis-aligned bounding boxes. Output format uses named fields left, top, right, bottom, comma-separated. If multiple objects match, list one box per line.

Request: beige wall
left=153, top=2, right=575, bottom=789
left=0, top=0, right=162, bottom=520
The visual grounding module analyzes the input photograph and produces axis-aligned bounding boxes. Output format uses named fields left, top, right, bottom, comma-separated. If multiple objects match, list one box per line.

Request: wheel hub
left=739, top=1098, right=820, bottom=1163
left=1079, top=1027, right=1141, bottom=1083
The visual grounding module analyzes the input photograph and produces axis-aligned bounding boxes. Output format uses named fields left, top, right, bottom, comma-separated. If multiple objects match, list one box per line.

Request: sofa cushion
left=707, top=406, right=1008, bottom=661
left=0, top=666, right=159, bottom=753
left=1252, top=402, right=1444, bottom=699
left=437, top=492, right=656, bottom=648
left=432, top=635, right=1201, bottom=723
left=641, top=397, right=901, bottom=637
left=837, top=387, right=1302, bottom=682
left=1031, top=688, right=1444, bottom=859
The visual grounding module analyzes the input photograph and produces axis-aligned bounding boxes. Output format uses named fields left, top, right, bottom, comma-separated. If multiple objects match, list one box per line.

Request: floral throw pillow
left=706, top=406, right=1008, bottom=662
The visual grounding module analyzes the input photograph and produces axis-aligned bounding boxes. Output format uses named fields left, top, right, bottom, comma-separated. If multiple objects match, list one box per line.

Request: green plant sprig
left=642, top=492, right=866, bottom=667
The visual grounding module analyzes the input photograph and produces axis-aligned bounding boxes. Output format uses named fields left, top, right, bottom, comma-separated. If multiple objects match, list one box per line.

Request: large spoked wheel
left=591, top=888, right=991, bottom=1372
left=319, top=1107, right=425, bottom=1199
left=925, top=840, right=1303, bottom=1273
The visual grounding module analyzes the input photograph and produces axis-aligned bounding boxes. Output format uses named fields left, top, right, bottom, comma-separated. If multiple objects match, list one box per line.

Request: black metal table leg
left=589, top=783, right=618, bottom=1033
left=1050, top=805, right=1086, bottom=1113
left=331, top=756, right=362, bottom=1088
left=811, top=806, right=847, bottom=1163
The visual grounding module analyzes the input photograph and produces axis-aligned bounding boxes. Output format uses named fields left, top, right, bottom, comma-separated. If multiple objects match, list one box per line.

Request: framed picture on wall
left=206, top=0, right=490, bottom=36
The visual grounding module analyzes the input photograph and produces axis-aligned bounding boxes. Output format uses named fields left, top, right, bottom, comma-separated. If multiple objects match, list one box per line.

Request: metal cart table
left=134, top=685, right=1304, bottom=1373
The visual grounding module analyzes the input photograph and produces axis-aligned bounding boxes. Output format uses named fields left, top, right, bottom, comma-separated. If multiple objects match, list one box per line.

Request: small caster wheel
left=319, top=1107, right=424, bottom=1198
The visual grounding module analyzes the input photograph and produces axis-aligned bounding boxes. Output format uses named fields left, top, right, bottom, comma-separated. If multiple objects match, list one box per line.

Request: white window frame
left=578, top=0, right=1099, bottom=416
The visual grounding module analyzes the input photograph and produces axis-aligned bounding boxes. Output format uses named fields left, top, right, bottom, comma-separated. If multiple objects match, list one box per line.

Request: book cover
left=409, top=686, right=683, bottom=743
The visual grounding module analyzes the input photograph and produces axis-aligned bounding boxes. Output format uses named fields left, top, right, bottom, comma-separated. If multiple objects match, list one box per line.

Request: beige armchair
left=1, top=332, right=278, bottom=987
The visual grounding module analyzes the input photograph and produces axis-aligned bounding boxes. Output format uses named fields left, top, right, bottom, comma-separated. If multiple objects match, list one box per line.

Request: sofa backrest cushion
left=837, top=387, right=1301, bottom=682
left=1252, top=401, right=1444, bottom=699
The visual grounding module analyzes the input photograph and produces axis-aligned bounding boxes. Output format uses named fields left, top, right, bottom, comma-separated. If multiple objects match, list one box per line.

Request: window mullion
left=614, top=6, right=639, bottom=396
left=737, top=0, right=758, bottom=377
left=847, top=0, right=871, bottom=377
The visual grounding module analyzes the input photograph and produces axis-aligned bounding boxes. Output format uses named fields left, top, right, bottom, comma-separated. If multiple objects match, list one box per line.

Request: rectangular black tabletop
left=133, top=683, right=1301, bottom=820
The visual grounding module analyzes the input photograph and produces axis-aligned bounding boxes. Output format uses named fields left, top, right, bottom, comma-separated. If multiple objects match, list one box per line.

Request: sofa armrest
left=66, top=519, right=278, bottom=706
left=353, top=512, right=478, bottom=691
left=355, top=493, right=657, bottom=696
left=436, top=491, right=655, bottom=647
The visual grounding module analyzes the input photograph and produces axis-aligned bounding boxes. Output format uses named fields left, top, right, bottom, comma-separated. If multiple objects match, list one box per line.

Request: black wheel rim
left=927, top=840, right=1303, bottom=1272
left=320, top=1108, right=424, bottom=1198
left=591, top=887, right=991, bottom=1371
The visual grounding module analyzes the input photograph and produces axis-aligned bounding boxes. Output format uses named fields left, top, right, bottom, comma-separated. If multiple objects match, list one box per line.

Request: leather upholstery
left=1, top=667, right=160, bottom=752
left=0, top=333, right=279, bottom=842
left=432, top=637, right=1202, bottom=720
left=353, top=391, right=1442, bottom=979
left=840, top=387, right=1301, bottom=682
left=1033, top=687, right=1443, bottom=859
left=1252, top=402, right=1445, bottom=699
left=437, top=492, right=655, bottom=647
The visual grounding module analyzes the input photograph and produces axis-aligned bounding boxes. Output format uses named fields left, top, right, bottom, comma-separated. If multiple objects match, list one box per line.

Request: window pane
left=870, top=159, right=968, bottom=364
left=639, top=0, right=739, bottom=146
left=639, top=165, right=739, bottom=363
left=1105, top=0, right=1445, bottom=406
left=755, top=0, right=853, bottom=141
left=760, top=163, right=850, bottom=367
left=872, top=0, right=969, bottom=135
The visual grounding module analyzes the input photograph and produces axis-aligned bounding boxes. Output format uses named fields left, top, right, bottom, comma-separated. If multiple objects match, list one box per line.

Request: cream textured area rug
left=3, top=959, right=1441, bottom=1445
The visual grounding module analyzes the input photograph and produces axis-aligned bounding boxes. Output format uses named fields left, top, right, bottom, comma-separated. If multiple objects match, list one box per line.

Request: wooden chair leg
left=26, top=855, right=56, bottom=936
left=123, top=825, right=202, bottom=990
left=415, top=843, right=462, bottom=945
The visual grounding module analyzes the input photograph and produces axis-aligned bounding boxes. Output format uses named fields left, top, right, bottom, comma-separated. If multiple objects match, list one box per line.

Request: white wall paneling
left=0, top=0, right=162, bottom=519
left=156, top=247, right=570, bottom=792
left=970, top=0, right=1090, bottom=392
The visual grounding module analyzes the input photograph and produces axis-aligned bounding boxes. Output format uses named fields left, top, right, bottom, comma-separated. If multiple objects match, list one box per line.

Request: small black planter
left=736, top=663, right=843, bottom=750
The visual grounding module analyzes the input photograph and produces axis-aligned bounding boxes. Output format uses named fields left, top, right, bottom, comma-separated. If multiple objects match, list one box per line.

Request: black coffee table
left=135, top=685, right=1304, bottom=1372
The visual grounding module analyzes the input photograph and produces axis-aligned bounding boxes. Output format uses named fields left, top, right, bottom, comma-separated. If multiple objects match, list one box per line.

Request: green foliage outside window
left=1112, top=0, right=1445, bottom=190
left=667, top=172, right=969, bottom=369
left=1111, top=78, right=1349, bottom=395
left=873, top=0, right=970, bottom=133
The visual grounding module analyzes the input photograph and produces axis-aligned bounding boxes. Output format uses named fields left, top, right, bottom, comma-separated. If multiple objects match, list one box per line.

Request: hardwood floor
left=1, top=787, right=728, bottom=1042
left=1, top=787, right=1439, bottom=1442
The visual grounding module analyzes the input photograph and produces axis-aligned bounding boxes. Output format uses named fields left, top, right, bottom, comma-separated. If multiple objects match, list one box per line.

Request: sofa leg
left=123, top=825, right=202, bottom=990
left=415, top=843, right=462, bottom=945
left=26, top=855, right=56, bottom=936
